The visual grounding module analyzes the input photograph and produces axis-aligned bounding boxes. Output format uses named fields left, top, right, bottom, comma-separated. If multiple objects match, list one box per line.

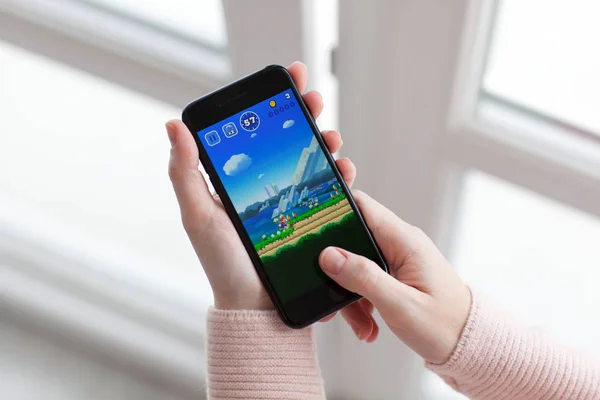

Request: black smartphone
left=182, top=65, right=387, bottom=327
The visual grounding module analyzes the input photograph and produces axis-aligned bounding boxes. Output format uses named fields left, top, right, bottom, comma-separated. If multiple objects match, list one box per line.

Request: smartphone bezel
left=182, top=65, right=388, bottom=327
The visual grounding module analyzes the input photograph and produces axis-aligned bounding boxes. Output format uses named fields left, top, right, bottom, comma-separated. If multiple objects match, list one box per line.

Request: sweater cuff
left=207, top=308, right=325, bottom=400
left=425, top=289, right=483, bottom=386
left=427, top=290, right=511, bottom=396
left=428, top=291, right=549, bottom=396
left=426, top=291, right=600, bottom=399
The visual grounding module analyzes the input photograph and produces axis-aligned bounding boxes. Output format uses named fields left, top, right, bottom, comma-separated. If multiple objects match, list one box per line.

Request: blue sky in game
left=197, top=90, right=323, bottom=213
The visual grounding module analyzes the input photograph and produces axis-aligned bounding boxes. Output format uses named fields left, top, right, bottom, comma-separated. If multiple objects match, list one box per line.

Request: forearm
left=206, top=309, right=325, bottom=399
left=428, top=292, right=600, bottom=399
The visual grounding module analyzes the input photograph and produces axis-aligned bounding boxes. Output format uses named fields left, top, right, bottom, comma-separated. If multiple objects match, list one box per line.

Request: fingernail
left=350, top=324, right=362, bottom=340
left=166, top=122, right=176, bottom=148
left=320, top=247, right=346, bottom=274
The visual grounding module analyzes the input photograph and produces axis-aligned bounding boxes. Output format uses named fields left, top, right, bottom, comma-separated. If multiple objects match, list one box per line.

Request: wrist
left=428, top=284, right=472, bottom=364
left=213, top=292, right=274, bottom=310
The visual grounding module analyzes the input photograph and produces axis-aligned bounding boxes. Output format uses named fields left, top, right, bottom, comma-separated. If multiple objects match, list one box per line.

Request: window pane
left=87, top=0, right=227, bottom=49
left=454, top=171, right=600, bottom=351
left=483, top=0, right=600, bottom=135
left=0, top=40, right=212, bottom=304
left=425, top=170, right=600, bottom=399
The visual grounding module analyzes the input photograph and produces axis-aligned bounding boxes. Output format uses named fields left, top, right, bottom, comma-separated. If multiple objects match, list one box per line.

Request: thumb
left=319, top=247, right=415, bottom=315
left=166, top=120, right=215, bottom=232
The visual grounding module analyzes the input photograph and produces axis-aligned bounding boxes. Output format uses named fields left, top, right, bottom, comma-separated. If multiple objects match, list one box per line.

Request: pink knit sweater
left=206, top=293, right=600, bottom=399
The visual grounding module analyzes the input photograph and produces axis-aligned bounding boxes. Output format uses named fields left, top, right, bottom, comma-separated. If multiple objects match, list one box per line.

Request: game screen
left=197, top=89, right=379, bottom=302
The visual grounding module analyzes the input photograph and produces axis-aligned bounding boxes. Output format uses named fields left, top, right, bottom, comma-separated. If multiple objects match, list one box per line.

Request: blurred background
left=1, top=0, right=599, bottom=399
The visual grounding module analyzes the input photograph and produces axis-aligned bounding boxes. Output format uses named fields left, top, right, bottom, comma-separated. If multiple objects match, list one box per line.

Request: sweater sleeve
left=206, top=308, right=326, bottom=400
left=427, top=292, right=600, bottom=400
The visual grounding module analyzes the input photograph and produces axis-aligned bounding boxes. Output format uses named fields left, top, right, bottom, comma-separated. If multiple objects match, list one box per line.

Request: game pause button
left=204, top=130, right=220, bottom=146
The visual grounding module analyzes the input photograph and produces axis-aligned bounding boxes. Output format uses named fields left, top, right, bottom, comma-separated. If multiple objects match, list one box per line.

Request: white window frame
left=325, top=0, right=600, bottom=399
left=0, top=0, right=228, bottom=106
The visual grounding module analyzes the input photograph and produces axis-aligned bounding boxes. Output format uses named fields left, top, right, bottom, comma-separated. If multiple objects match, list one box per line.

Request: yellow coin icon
left=269, top=100, right=277, bottom=108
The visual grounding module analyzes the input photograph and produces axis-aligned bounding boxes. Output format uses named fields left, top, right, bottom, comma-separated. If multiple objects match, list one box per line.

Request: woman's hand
left=319, top=192, right=472, bottom=364
left=166, top=62, right=375, bottom=324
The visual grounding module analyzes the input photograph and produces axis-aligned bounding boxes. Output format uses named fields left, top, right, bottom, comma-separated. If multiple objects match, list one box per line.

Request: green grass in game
left=255, top=227, right=295, bottom=252
left=260, top=212, right=379, bottom=302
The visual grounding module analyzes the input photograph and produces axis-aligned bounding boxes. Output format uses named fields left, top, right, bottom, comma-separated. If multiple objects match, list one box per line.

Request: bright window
left=474, top=2, right=600, bottom=342
left=455, top=171, right=600, bottom=352
left=86, top=0, right=227, bottom=49
left=0, top=40, right=212, bottom=304
left=426, top=170, right=600, bottom=399
left=482, top=0, right=600, bottom=135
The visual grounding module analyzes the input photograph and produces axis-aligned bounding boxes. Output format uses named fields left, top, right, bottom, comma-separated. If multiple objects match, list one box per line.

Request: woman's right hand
left=319, top=191, right=472, bottom=365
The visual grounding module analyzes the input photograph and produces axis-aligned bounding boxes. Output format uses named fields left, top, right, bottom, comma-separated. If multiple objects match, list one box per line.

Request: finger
left=336, top=158, right=356, bottom=187
left=287, top=62, right=323, bottom=118
left=166, top=120, right=216, bottom=228
left=287, top=62, right=308, bottom=93
left=353, top=190, right=415, bottom=238
left=352, top=190, right=420, bottom=264
left=322, top=130, right=343, bottom=153
left=360, top=298, right=374, bottom=315
left=319, top=247, right=416, bottom=317
left=303, top=91, right=324, bottom=119
left=342, top=298, right=379, bottom=343
left=320, top=313, right=337, bottom=323
left=365, top=316, right=379, bottom=343
left=341, top=301, right=375, bottom=341
left=360, top=300, right=379, bottom=343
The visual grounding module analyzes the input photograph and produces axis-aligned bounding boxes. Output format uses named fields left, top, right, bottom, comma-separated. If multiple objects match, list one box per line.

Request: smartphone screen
left=195, top=88, right=381, bottom=305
